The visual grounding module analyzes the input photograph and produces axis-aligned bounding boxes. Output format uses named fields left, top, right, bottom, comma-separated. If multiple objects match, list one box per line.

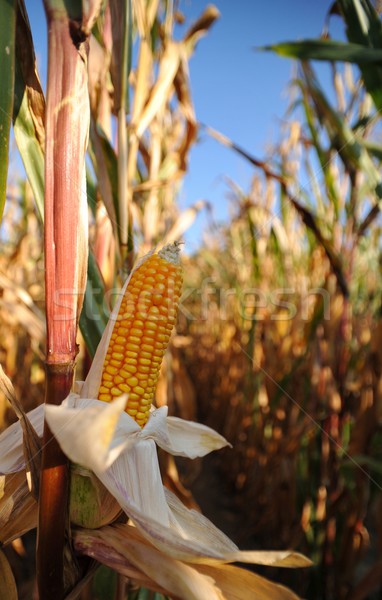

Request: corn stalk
left=36, top=1, right=99, bottom=597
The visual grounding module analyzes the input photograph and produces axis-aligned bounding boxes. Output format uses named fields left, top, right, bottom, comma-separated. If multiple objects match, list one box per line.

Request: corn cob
left=98, top=243, right=183, bottom=427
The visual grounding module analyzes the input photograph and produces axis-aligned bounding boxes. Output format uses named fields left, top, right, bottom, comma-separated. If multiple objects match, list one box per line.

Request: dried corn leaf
left=0, top=470, right=37, bottom=546
left=0, top=367, right=41, bottom=498
left=0, top=550, right=17, bottom=600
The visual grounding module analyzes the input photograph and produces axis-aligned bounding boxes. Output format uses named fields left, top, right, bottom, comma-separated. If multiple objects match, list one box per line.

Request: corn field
left=1, top=1, right=382, bottom=599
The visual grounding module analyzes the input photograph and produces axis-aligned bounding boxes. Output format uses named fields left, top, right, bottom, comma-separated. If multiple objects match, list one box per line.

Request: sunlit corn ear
left=83, top=242, right=183, bottom=427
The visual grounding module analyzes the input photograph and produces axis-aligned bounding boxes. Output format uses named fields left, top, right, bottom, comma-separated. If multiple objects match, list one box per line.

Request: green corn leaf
left=79, top=250, right=109, bottom=358
left=262, top=0, right=382, bottom=112
left=13, top=61, right=45, bottom=221
left=337, top=0, right=382, bottom=111
left=261, top=39, right=382, bottom=64
left=95, top=124, right=121, bottom=241
left=300, top=63, right=382, bottom=202
left=0, top=0, right=16, bottom=222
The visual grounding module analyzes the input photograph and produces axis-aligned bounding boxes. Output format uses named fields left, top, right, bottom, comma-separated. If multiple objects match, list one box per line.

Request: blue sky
left=24, top=0, right=343, bottom=249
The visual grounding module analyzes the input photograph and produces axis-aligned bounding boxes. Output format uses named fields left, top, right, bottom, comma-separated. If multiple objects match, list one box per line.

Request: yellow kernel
left=140, top=351, right=152, bottom=359
left=142, top=332, right=155, bottom=341
left=136, top=372, right=149, bottom=381
left=137, top=292, right=151, bottom=302
left=113, top=344, right=125, bottom=352
left=133, top=320, right=144, bottom=328
left=125, top=351, right=138, bottom=359
left=110, top=387, right=123, bottom=396
left=116, top=327, right=128, bottom=336
left=120, top=366, right=136, bottom=378
left=141, top=343, right=154, bottom=352
left=138, top=358, right=151, bottom=366
left=128, top=336, right=141, bottom=344
left=128, top=393, right=140, bottom=401
left=126, top=343, right=139, bottom=353
left=121, top=318, right=133, bottom=327
left=145, top=322, right=157, bottom=331
left=156, top=333, right=169, bottom=343
left=130, top=328, right=143, bottom=337
left=110, top=359, right=122, bottom=367
left=134, top=385, right=145, bottom=395
left=103, top=372, right=113, bottom=382
left=105, top=365, right=118, bottom=376
left=127, top=400, right=139, bottom=409
left=119, top=383, right=131, bottom=393
left=130, top=285, right=142, bottom=296
left=99, top=386, right=110, bottom=394
left=126, top=376, right=138, bottom=387
left=126, top=408, right=137, bottom=417
left=136, top=311, right=149, bottom=321
left=138, top=365, right=150, bottom=374
left=114, top=376, right=124, bottom=384
left=99, top=393, right=111, bottom=402
left=115, top=336, right=127, bottom=344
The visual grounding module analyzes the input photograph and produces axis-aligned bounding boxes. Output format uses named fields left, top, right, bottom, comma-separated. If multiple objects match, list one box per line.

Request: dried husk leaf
left=74, top=524, right=305, bottom=600
left=195, top=562, right=303, bottom=600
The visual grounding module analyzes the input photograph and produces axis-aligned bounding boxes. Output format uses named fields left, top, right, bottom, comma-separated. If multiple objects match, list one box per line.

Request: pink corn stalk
left=37, top=1, right=102, bottom=597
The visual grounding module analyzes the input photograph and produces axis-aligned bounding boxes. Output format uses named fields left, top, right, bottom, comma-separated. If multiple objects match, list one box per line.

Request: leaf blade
left=0, top=0, right=16, bottom=221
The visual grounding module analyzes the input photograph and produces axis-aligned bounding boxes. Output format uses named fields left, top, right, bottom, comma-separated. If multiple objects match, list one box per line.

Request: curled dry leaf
left=0, top=366, right=41, bottom=499
left=74, top=523, right=306, bottom=600
left=0, top=471, right=37, bottom=546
